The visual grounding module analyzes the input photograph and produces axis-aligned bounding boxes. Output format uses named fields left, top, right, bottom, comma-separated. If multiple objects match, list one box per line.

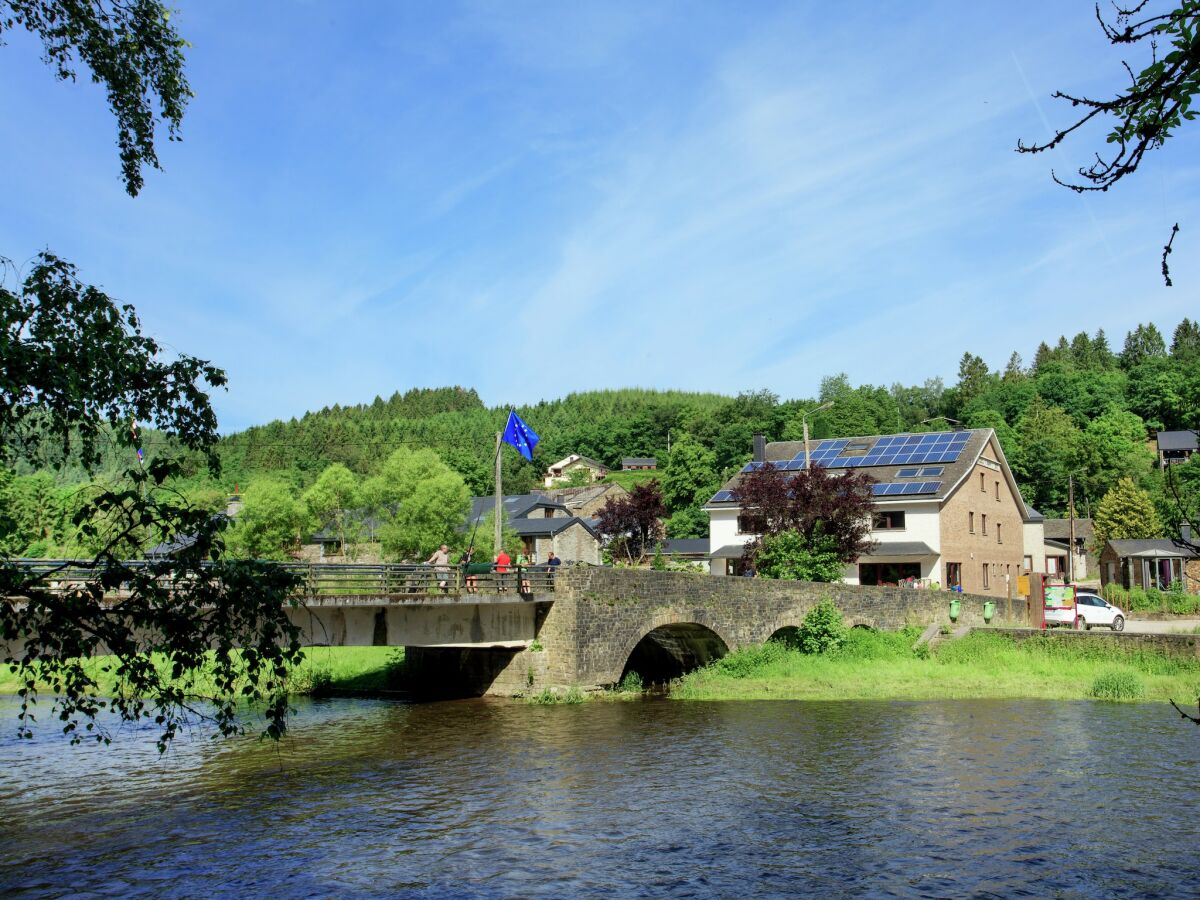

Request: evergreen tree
left=1003, top=352, right=1025, bottom=381
left=1171, top=318, right=1200, bottom=359
left=1121, top=323, right=1168, bottom=369
left=956, top=352, right=992, bottom=408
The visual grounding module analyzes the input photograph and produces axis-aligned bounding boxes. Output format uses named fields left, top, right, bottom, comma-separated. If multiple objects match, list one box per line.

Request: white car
left=1075, top=591, right=1126, bottom=632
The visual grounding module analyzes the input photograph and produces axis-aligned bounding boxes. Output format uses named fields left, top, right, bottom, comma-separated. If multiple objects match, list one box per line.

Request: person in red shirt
left=494, top=549, right=511, bottom=592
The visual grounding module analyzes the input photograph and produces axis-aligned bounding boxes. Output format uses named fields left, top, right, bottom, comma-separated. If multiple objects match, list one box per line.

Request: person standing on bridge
left=495, top=548, right=511, bottom=592
left=426, top=544, right=451, bottom=592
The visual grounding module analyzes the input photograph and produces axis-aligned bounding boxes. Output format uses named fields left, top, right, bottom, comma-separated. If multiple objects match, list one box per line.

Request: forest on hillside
left=2, top=318, right=1198, bottom=559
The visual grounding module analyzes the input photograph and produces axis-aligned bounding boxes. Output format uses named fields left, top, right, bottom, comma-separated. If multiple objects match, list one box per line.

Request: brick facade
left=938, top=438, right=1026, bottom=596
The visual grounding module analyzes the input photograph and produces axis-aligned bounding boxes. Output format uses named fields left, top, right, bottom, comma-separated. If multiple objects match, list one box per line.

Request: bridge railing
left=4, top=559, right=558, bottom=599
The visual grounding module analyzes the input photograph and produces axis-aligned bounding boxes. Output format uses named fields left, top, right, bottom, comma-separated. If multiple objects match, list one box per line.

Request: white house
left=705, top=429, right=1039, bottom=598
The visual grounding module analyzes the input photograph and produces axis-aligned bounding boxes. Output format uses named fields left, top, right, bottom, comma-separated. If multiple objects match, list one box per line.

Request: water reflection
left=1, top=698, right=1198, bottom=897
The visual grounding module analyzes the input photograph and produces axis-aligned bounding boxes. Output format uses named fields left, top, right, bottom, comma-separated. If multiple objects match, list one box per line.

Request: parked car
left=1075, top=591, right=1125, bottom=632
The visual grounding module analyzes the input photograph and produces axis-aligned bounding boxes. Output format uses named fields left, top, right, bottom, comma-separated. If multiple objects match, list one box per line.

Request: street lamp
left=801, top=401, right=833, bottom=468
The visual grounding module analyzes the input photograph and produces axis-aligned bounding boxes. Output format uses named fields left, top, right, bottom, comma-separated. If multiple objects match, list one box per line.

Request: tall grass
left=672, top=630, right=1200, bottom=703
left=0, top=646, right=407, bottom=699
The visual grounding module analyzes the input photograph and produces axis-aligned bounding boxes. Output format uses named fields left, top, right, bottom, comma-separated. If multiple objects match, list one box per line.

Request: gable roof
left=622, top=457, right=657, bottom=466
left=1043, top=518, right=1094, bottom=543
left=1106, top=538, right=1199, bottom=559
left=540, top=483, right=627, bottom=508
left=705, top=428, right=1029, bottom=517
left=661, top=538, right=709, bottom=556
left=547, top=454, right=608, bottom=472
left=468, top=494, right=569, bottom=523
left=509, top=516, right=599, bottom=539
left=1156, top=430, right=1199, bottom=452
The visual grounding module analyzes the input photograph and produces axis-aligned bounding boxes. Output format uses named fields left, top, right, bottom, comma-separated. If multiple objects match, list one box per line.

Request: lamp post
left=801, top=401, right=833, bottom=469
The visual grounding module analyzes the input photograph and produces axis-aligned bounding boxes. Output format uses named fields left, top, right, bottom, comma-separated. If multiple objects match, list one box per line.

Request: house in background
left=1100, top=534, right=1199, bottom=593
left=466, top=494, right=601, bottom=564
left=1155, top=430, right=1199, bottom=467
left=544, top=454, right=609, bottom=487
left=1043, top=517, right=1095, bottom=580
left=705, top=428, right=1033, bottom=598
left=540, top=482, right=629, bottom=519
left=659, top=538, right=710, bottom=567
left=302, top=509, right=390, bottom=563
left=621, top=457, right=657, bottom=471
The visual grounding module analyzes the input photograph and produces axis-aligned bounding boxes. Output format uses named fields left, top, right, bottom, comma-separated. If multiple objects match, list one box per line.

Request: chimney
left=1183, top=523, right=1194, bottom=543
left=752, top=432, right=766, bottom=463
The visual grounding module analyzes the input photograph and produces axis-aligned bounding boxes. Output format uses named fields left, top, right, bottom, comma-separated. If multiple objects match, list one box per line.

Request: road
left=1123, top=619, right=1200, bottom=635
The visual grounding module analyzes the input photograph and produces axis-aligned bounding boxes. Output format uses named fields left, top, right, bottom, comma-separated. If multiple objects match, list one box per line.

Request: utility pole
left=494, top=431, right=503, bottom=557
left=801, top=401, right=833, bottom=469
left=1067, top=475, right=1078, bottom=583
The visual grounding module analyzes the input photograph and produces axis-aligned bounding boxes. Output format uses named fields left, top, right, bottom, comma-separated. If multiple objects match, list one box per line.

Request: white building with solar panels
left=704, top=429, right=1034, bottom=596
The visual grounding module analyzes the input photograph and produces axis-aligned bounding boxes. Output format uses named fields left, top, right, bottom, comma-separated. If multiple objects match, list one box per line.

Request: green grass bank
left=0, top=646, right=406, bottom=698
left=671, top=628, right=1200, bottom=703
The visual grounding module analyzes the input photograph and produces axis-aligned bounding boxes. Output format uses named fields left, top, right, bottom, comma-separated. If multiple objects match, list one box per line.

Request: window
left=946, top=562, right=962, bottom=589
left=997, top=522, right=1002, bottom=544
left=969, top=511, right=975, bottom=533
left=736, top=514, right=760, bottom=534
left=1024, top=555, right=1033, bottom=570
left=859, top=562, right=921, bottom=585
left=980, top=472, right=985, bottom=492
left=896, top=467, right=920, bottom=477
left=981, top=514, right=987, bottom=536
left=982, top=563, right=990, bottom=589
left=994, top=480, right=1000, bottom=501
left=872, top=510, right=906, bottom=530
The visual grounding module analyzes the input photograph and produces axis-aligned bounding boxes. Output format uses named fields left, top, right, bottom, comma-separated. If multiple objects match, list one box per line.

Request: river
left=1, top=696, right=1198, bottom=897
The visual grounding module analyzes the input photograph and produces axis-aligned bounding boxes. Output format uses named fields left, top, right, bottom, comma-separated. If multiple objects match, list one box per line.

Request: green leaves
left=1, top=0, right=193, bottom=196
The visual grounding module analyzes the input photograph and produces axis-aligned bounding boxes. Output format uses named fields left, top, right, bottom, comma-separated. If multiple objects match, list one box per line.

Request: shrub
left=1090, top=669, right=1145, bottom=701
left=617, top=671, right=644, bottom=692
left=797, top=600, right=848, bottom=654
left=714, top=641, right=788, bottom=677
left=754, top=530, right=845, bottom=582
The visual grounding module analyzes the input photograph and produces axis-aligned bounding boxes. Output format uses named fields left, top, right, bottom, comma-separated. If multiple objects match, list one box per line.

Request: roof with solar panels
left=705, top=428, right=1024, bottom=511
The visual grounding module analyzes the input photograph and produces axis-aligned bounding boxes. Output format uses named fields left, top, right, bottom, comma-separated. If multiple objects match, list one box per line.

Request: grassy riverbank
left=671, top=629, right=1200, bottom=703
left=0, top=646, right=405, bottom=697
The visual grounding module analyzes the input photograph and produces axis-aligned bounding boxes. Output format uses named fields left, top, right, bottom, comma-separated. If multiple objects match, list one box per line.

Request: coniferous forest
left=3, top=319, right=1198, bottom=558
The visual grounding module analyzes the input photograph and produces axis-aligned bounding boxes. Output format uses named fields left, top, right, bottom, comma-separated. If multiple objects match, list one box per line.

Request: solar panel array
left=896, top=465, right=945, bottom=478
left=712, top=432, right=972, bottom=504
left=870, top=481, right=941, bottom=497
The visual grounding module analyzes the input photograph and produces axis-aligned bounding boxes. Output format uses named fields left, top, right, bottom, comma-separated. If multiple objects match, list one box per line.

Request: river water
left=1, top=696, right=1198, bottom=897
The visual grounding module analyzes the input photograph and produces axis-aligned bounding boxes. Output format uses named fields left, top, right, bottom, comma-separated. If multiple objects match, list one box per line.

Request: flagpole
left=494, top=430, right=503, bottom=557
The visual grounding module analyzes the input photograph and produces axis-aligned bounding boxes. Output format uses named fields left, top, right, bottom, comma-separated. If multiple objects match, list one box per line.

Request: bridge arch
left=610, top=613, right=737, bottom=686
left=757, top=605, right=883, bottom=646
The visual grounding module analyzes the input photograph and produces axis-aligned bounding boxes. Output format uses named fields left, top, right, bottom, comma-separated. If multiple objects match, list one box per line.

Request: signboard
left=1044, top=583, right=1076, bottom=609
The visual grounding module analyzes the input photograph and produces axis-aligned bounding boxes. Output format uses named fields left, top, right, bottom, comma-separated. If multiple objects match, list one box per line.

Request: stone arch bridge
left=289, top=567, right=1017, bottom=696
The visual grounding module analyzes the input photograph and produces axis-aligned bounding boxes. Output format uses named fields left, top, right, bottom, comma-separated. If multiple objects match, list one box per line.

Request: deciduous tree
left=0, top=262, right=303, bottom=750
left=730, top=463, right=875, bottom=570
left=596, top=481, right=666, bottom=563
left=1, top=0, right=191, bottom=196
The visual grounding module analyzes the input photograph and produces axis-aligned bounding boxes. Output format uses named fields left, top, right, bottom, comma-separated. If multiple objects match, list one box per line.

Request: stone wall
left=492, top=568, right=1020, bottom=693
left=983, top=627, right=1200, bottom=660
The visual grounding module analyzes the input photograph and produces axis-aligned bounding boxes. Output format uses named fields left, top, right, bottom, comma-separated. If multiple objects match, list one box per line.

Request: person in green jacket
left=516, top=550, right=531, bottom=593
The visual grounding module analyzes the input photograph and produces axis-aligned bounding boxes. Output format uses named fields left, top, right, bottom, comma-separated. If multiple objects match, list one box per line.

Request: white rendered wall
left=1023, top=521, right=1047, bottom=571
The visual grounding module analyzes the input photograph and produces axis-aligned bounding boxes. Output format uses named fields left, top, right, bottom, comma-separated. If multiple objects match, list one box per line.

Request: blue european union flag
left=502, top=410, right=539, bottom=461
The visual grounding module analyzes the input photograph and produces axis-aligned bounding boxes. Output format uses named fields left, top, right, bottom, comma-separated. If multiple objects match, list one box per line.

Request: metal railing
left=3, top=559, right=559, bottom=600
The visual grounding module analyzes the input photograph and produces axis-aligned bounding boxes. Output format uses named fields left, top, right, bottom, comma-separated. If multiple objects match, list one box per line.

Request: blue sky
left=1, top=1, right=1197, bottom=432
